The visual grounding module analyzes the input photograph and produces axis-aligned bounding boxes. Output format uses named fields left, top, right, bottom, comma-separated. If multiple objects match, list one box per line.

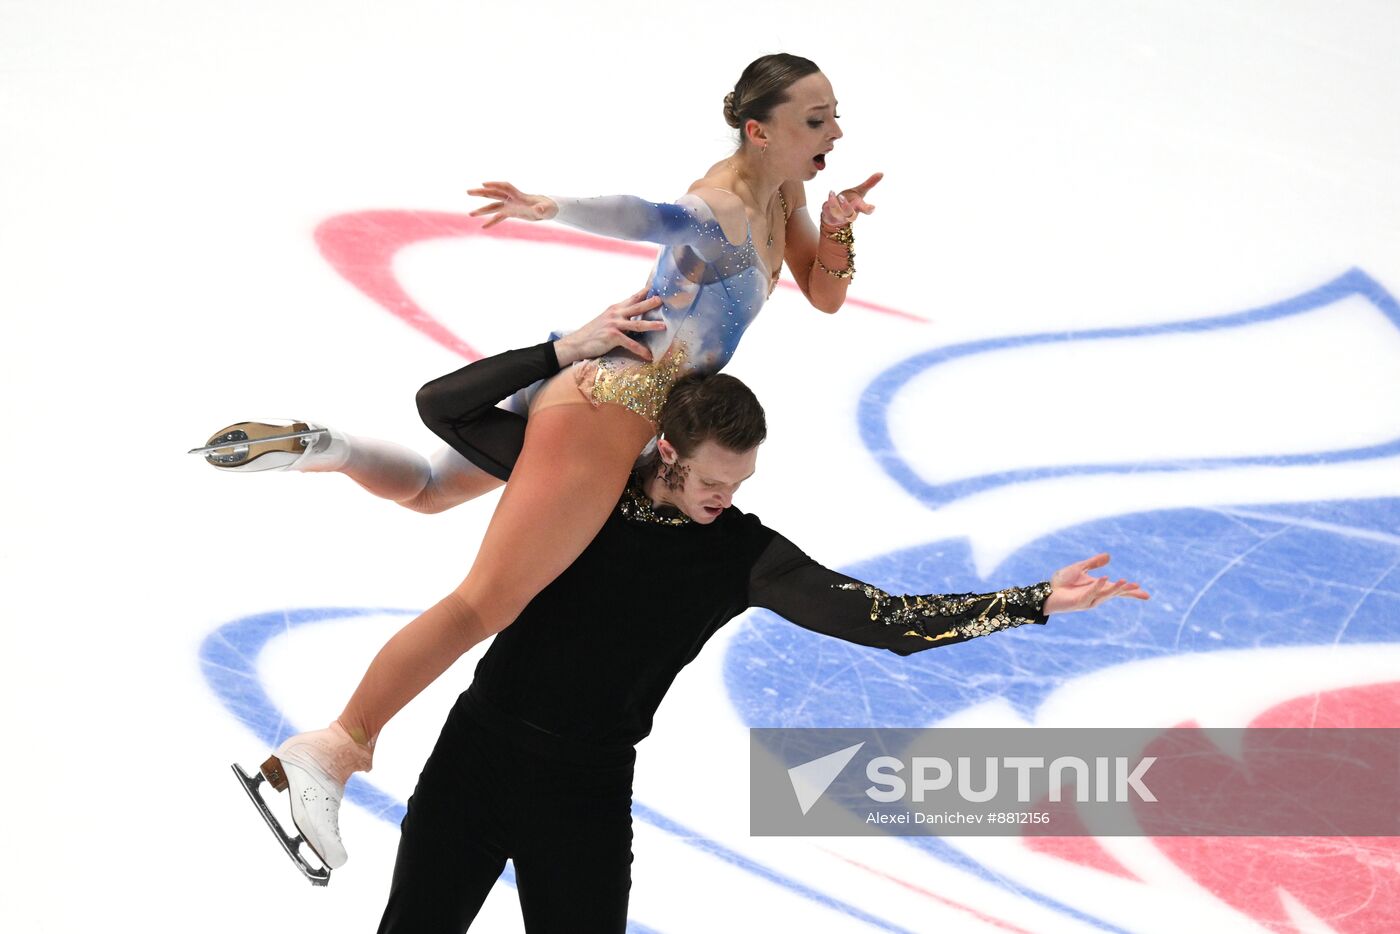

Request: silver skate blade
left=231, top=763, right=332, bottom=887
left=188, top=428, right=328, bottom=456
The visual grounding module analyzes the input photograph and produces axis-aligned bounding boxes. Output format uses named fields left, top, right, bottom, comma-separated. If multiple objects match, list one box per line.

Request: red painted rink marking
left=1149, top=682, right=1400, bottom=933
left=314, top=210, right=928, bottom=362
left=1020, top=801, right=1142, bottom=880
left=819, top=847, right=1038, bottom=933
left=1024, top=682, right=1400, bottom=931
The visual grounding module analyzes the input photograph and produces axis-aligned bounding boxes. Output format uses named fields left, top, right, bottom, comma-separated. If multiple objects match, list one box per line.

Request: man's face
left=663, top=438, right=758, bottom=524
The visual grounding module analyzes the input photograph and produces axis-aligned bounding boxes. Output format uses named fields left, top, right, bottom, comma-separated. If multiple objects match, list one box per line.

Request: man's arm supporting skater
left=416, top=289, right=665, bottom=479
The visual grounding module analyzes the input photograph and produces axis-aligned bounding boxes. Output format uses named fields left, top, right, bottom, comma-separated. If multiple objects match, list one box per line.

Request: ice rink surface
left=3, top=1, right=1398, bottom=931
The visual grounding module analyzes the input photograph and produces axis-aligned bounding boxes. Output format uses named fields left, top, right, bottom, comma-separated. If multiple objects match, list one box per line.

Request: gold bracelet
left=817, top=222, right=855, bottom=278
left=817, top=253, right=855, bottom=279
left=822, top=222, right=855, bottom=246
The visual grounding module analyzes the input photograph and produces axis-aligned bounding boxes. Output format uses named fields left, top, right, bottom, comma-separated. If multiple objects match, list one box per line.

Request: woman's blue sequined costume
left=545, top=190, right=785, bottom=422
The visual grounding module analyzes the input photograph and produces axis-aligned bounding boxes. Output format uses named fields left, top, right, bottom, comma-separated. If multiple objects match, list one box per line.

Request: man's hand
left=1042, top=553, right=1149, bottom=615
left=554, top=288, right=667, bottom=367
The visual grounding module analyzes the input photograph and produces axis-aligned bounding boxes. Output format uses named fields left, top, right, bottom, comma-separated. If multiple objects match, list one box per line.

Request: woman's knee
left=396, top=453, right=502, bottom=514
left=397, top=488, right=453, bottom=514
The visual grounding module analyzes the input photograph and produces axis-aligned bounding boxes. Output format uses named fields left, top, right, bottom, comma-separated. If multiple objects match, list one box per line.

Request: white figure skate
left=191, top=420, right=333, bottom=471
left=231, top=723, right=372, bottom=885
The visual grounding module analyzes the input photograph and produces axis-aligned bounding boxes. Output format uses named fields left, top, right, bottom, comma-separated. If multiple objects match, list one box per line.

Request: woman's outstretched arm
left=467, top=181, right=746, bottom=262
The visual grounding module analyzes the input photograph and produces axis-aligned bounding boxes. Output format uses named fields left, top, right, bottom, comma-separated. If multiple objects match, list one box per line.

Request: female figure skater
left=217, top=53, right=884, bottom=867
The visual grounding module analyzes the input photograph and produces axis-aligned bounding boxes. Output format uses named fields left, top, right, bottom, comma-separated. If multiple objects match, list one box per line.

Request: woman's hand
left=467, top=181, right=558, bottom=229
left=1042, top=553, right=1150, bottom=615
left=819, top=172, right=883, bottom=228
left=554, top=287, right=667, bottom=366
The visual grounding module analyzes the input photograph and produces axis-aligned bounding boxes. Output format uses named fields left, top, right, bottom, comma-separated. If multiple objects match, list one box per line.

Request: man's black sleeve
left=745, top=525, right=1053, bottom=657
left=415, top=341, right=560, bottom=481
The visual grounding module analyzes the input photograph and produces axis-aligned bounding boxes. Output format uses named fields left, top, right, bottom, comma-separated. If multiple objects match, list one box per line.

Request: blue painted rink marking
left=722, top=269, right=1400, bottom=928
left=200, top=608, right=925, bottom=934
left=201, top=511, right=1400, bottom=931
left=861, top=268, right=1400, bottom=511
left=725, top=267, right=1400, bottom=924
left=726, top=495, right=1400, bottom=926
left=201, top=270, right=1400, bottom=932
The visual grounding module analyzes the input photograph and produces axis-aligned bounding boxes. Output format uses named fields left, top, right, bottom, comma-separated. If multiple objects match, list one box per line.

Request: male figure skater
left=370, top=290, right=1148, bottom=932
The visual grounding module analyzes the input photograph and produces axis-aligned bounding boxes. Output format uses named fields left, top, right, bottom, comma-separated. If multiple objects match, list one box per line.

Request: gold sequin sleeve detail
left=745, top=529, right=1053, bottom=657
left=832, top=581, right=1053, bottom=644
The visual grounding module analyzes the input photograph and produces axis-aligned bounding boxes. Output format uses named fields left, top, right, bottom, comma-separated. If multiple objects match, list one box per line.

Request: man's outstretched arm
left=746, top=531, right=1146, bottom=656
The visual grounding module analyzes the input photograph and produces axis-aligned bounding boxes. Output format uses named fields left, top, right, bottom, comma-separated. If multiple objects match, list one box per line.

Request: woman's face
left=758, top=72, right=843, bottom=182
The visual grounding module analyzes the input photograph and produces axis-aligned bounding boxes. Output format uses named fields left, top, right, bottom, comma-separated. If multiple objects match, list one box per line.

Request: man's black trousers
left=377, top=686, right=636, bottom=933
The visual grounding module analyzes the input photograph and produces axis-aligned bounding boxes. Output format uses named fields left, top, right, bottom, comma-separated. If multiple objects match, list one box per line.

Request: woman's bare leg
left=337, top=374, right=653, bottom=746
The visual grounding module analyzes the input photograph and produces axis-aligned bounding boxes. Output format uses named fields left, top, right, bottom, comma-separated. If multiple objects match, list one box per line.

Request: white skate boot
left=191, top=420, right=342, bottom=471
left=231, top=722, right=372, bottom=885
